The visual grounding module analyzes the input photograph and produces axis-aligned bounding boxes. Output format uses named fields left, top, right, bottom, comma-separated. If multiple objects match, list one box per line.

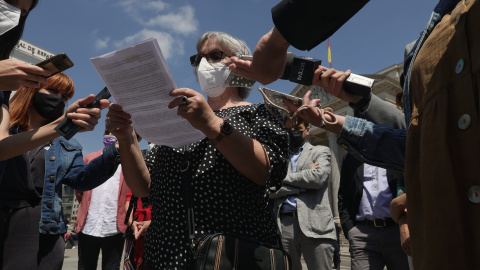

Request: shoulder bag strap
left=181, top=144, right=195, bottom=269
left=267, top=200, right=286, bottom=249
left=124, top=195, right=138, bottom=226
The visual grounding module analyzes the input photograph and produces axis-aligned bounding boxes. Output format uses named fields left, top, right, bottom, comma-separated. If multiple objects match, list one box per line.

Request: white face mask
left=0, top=1, right=21, bottom=36
left=196, top=57, right=230, bottom=98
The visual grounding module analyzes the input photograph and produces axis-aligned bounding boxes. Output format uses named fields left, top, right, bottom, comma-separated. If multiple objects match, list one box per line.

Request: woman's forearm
left=0, top=107, right=60, bottom=161
left=212, top=128, right=270, bottom=185
left=118, top=135, right=151, bottom=197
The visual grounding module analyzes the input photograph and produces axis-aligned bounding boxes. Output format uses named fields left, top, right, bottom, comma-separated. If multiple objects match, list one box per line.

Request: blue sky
left=22, top=0, right=438, bottom=155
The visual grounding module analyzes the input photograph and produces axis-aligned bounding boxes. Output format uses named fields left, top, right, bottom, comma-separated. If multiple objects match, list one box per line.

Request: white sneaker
left=72, top=246, right=76, bottom=249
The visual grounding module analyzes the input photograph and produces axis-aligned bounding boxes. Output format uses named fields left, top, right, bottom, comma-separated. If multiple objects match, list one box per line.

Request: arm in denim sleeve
left=63, top=143, right=119, bottom=191
left=337, top=116, right=406, bottom=171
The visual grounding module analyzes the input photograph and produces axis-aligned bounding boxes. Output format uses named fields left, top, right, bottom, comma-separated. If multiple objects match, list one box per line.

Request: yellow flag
left=327, top=39, right=332, bottom=64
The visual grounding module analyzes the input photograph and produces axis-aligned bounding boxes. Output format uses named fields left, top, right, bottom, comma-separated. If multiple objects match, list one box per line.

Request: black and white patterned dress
left=143, top=104, right=289, bottom=269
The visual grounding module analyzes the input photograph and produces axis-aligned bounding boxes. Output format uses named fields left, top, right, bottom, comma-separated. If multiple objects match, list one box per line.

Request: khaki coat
left=406, top=0, right=480, bottom=269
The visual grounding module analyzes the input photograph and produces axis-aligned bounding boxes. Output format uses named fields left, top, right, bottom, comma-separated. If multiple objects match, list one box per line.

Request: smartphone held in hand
left=36, top=53, right=74, bottom=78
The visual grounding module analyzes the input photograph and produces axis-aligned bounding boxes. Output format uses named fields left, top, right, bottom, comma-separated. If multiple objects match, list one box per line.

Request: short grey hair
left=195, top=31, right=252, bottom=100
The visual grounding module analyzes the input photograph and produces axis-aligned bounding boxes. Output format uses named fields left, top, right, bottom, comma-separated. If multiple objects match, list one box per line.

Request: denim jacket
left=39, top=137, right=118, bottom=234
left=337, top=116, right=406, bottom=171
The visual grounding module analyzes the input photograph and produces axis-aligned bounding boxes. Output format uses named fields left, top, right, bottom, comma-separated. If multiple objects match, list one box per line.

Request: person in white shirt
left=75, top=131, right=135, bottom=270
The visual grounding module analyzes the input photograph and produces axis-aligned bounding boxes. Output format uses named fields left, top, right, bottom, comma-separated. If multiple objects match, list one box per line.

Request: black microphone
left=282, top=52, right=374, bottom=97
left=281, top=52, right=321, bottom=86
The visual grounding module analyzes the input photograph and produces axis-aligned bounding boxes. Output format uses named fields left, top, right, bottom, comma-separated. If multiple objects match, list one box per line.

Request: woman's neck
left=27, top=110, right=49, bottom=131
left=207, top=87, right=251, bottom=111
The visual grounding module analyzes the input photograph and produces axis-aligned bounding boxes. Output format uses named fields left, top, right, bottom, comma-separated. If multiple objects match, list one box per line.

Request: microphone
left=282, top=52, right=374, bottom=97
left=238, top=53, right=320, bottom=86
left=238, top=52, right=374, bottom=97
left=281, top=52, right=321, bottom=86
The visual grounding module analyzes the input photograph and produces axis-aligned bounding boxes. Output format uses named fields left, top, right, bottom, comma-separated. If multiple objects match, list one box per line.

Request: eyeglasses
left=189, top=51, right=231, bottom=67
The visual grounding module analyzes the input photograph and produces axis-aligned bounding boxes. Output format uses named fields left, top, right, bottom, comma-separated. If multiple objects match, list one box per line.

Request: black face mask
left=288, top=129, right=305, bottom=148
left=31, top=92, right=65, bottom=122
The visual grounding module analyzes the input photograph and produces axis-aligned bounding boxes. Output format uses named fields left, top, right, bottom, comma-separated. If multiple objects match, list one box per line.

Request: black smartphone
left=55, top=87, right=111, bottom=140
left=36, top=53, right=74, bottom=78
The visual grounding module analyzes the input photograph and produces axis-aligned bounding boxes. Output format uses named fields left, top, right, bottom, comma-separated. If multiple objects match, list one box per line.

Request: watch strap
left=210, top=120, right=232, bottom=145
left=210, top=131, right=226, bottom=145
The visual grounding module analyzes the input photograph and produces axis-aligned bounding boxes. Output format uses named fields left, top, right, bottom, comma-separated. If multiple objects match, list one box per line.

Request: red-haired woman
left=0, top=73, right=119, bottom=269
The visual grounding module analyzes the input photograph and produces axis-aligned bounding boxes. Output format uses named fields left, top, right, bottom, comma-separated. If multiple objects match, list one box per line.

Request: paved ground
left=63, top=246, right=104, bottom=270
left=63, top=240, right=106, bottom=270
left=62, top=244, right=353, bottom=269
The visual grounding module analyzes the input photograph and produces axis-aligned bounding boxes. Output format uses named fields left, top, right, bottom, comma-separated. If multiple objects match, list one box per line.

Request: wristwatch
left=210, top=119, right=233, bottom=145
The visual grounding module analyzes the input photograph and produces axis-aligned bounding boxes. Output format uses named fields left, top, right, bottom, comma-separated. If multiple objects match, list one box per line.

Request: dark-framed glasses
left=189, top=51, right=230, bottom=67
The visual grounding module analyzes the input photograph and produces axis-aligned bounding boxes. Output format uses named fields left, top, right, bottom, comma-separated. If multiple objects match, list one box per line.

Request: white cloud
left=145, top=1, right=169, bottom=12
left=93, top=1, right=195, bottom=58
left=144, top=5, right=198, bottom=36
left=117, top=0, right=169, bottom=16
left=117, top=1, right=198, bottom=36
left=112, top=29, right=184, bottom=60
left=94, top=37, right=110, bottom=50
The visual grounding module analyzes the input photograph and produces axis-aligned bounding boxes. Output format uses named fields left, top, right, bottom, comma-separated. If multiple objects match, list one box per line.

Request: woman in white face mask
left=107, top=31, right=290, bottom=269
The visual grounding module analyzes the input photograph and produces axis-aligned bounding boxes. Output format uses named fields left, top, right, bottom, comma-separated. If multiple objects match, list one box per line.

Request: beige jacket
left=406, top=1, right=480, bottom=269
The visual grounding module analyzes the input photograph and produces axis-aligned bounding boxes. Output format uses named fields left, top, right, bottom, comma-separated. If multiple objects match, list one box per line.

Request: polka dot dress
left=143, top=104, right=289, bottom=269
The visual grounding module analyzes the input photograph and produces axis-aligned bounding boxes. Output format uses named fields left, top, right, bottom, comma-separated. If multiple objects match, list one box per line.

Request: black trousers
left=78, top=232, right=125, bottom=270
left=0, top=205, right=64, bottom=270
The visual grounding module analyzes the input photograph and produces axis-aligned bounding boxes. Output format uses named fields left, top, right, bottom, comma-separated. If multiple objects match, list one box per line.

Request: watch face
left=221, top=121, right=233, bottom=135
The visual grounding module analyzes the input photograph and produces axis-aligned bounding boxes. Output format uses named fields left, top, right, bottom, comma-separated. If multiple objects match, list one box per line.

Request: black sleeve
left=0, top=92, right=11, bottom=107
left=337, top=153, right=362, bottom=239
left=272, top=0, right=370, bottom=51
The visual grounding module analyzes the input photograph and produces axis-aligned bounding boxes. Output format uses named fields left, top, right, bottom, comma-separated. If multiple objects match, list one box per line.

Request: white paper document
left=90, top=38, right=205, bottom=147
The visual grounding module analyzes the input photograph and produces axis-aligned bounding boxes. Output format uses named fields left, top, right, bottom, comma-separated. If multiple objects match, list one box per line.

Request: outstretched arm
left=107, top=103, right=150, bottom=197
left=0, top=59, right=51, bottom=91
left=229, top=27, right=290, bottom=85
left=285, top=91, right=406, bottom=171
left=0, top=95, right=110, bottom=161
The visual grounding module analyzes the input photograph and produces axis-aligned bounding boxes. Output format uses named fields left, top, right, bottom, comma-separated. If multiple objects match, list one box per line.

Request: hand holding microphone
left=280, top=52, right=374, bottom=98
left=237, top=52, right=374, bottom=100
left=313, top=67, right=364, bottom=104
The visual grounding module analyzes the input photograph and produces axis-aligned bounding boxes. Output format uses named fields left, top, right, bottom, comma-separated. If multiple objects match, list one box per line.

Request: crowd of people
left=0, top=0, right=478, bottom=270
